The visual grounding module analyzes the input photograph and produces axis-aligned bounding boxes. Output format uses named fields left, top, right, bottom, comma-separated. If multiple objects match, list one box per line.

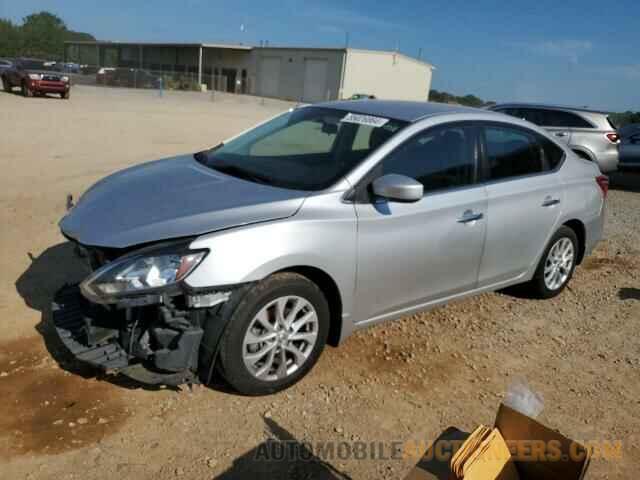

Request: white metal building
left=253, top=47, right=434, bottom=102
left=65, top=42, right=434, bottom=102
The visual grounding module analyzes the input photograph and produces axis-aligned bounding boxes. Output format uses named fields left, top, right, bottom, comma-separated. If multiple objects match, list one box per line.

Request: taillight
left=596, top=175, right=609, bottom=198
left=605, top=132, right=620, bottom=144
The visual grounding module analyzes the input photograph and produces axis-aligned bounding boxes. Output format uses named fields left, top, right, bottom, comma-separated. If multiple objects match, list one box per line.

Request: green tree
left=0, top=11, right=95, bottom=60
left=429, top=89, right=491, bottom=107
left=460, top=94, right=484, bottom=108
left=0, top=18, right=22, bottom=57
left=610, top=111, right=640, bottom=127
left=20, top=12, right=67, bottom=60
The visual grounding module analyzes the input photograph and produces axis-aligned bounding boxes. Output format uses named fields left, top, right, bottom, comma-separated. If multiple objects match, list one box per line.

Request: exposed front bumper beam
left=53, top=286, right=130, bottom=369
left=52, top=285, right=201, bottom=386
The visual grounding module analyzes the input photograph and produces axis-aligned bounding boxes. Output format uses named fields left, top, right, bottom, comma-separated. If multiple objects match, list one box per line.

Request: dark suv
left=2, top=58, right=71, bottom=99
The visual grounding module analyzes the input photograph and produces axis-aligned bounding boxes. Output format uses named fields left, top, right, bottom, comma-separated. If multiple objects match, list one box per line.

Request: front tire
left=215, top=273, right=329, bottom=395
left=2, top=77, right=11, bottom=92
left=526, top=226, right=578, bottom=299
left=22, top=81, right=33, bottom=97
left=62, top=90, right=70, bottom=99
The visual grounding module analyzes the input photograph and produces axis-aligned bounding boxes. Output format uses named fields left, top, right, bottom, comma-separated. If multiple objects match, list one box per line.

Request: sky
left=2, top=0, right=639, bottom=111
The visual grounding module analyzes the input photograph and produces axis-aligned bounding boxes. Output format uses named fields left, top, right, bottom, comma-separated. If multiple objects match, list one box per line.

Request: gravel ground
left=0, top=85, right=638, bottom=479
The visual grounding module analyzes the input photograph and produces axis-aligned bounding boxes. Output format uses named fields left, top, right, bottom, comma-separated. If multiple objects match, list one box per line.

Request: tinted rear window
left=485, top=126, right=544, bottom=179
left=483, top=124, right=564, bottom=180
left=547, top=110, right=593, bottom=128
left=19, top=60, right=46, bottom=70
left=500, top=108, right=594, bottom=129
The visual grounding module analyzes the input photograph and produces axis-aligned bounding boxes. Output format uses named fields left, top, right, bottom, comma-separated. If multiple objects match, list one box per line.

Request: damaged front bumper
left=52, top=284, right=213, bottom=386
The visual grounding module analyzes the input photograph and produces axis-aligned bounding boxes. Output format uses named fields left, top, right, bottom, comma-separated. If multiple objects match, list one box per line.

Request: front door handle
left=554, top=132, right=567, bottom=138
left=542, top=196, right=561, bottom=207
left=458, top=210, right=484, bottom=224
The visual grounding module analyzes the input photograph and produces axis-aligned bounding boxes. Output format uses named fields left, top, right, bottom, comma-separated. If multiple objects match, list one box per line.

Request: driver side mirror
left=372, top=174, right=423, bottom=202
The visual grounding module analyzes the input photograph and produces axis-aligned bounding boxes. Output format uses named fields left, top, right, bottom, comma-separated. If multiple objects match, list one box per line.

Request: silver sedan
left=57, top=100, right=607, bottom=395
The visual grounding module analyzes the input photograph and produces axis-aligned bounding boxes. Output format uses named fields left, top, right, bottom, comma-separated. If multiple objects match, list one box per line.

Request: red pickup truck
left=2, top=58, right=71, bottom=99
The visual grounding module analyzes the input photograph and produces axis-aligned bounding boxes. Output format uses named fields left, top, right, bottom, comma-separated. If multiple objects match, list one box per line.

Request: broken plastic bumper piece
left=52, top=285, right=203, bottom=386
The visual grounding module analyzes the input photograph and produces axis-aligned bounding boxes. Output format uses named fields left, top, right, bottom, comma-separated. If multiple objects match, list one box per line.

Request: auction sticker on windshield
left=341, top=113, right=390, bottom=128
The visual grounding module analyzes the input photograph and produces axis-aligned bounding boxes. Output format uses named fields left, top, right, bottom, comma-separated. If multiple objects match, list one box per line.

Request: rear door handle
left=458, top=210, right=484, bottom=224
left=542, top=196, right=561, bottom=207
left=554, top=132, right=567, bottom=138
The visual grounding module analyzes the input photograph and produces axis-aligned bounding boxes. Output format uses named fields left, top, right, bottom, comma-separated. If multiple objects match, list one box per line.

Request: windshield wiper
left=211, top=163, right=272, bottom=185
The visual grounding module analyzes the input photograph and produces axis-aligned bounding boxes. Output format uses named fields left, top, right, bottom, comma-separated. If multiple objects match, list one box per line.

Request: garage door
left=259, top=57, right=281, bottom=98
left=303, top=59, right=328, bottom=103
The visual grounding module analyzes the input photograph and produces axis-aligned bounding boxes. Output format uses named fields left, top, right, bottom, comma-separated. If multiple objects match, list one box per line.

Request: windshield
left=197, top=107, right=407, bottom=191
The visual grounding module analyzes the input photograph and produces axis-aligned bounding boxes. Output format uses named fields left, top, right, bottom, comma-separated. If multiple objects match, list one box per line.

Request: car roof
left=492, top=102, right=611, bottom=116
left=316, top=99, right=485, bottom=122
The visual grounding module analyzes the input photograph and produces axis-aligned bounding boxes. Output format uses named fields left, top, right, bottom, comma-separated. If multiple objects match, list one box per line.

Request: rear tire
left=2, top=77, right=10, bottom=92
left=214, top=273, right=329, bottom=396
left=525, top=226, right=578, bottom=299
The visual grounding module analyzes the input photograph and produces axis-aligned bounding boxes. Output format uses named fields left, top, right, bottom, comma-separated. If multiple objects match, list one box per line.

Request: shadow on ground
left=619, top=288, right=640, bottom=301
left=14, top=241, right=177, bottom=391
left=411, top=427, right=469, bottom=480
left=609, top=171, right=640, bottom=193
left=213, top=417, right=352, bottom=479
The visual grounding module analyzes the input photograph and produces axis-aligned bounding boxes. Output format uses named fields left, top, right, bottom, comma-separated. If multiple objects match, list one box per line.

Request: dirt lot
left=1, top=85, right=639, bottom=479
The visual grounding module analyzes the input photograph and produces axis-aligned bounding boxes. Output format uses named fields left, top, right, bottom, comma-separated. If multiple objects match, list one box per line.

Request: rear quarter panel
left=558, top=153, right=605, bottom=256
left=569, top=129, right=619, bottom=173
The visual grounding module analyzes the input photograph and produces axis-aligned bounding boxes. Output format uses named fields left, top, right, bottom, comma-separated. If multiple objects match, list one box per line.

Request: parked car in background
left=0, top=58, right=13, bottom=73
left=618, top=123, right=640, bottom=139
left=490, top=103, right=620, bottom=172
left=619, top=124, right=640, bottom=170
left=55, top=101, right=606, bottom=395
left=61, top=62, right=81, bottom=74
left=349, top=93, right=377, bottom=100
left=47, top=62, right=82, bottom=74
left=81, top=65, right=99, bottom=76
left=95, top=67, right=116, bottom=84
left=2, top=58, right=71, bottom=99
left=101, top=68, right=161, bottom=88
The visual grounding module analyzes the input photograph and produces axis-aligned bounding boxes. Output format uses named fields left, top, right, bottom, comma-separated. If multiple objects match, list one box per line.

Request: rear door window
left=483, top=125, right=549, bottom=180
left=540, top=110, right=593, bottom=128
left=518, top=108, right=546, bottom=126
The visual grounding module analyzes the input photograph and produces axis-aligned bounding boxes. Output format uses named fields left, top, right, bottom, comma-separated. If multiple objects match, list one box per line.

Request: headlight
left=28, top=73, right=42, bottom=80
left=80, top=247, right=208, bottom=303
left=61, top=76, right=69, bottom=82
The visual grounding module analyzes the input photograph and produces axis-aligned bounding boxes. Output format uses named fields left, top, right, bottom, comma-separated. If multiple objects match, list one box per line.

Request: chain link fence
left=69, top=66, right=257, bottom=96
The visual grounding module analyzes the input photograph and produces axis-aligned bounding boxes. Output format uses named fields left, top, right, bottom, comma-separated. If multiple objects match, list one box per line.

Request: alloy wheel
left=543, top=237, right=575, bottom=290
left=242, top=295, right=319, bottom=381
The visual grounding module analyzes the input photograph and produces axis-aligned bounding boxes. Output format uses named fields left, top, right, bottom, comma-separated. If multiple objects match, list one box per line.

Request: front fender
left=185, top=191, right=357, bottom=320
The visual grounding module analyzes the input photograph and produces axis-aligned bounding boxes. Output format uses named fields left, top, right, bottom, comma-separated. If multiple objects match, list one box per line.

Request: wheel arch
left=563, top=219, right=586, bottom=264
left=571, top=147, right=595, bottom=162
left=274, top=265, right=343, bottom=347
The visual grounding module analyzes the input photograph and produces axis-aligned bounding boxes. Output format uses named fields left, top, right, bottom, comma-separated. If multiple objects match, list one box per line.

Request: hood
left=60, top=155, right=308, bottom=248
left=25, top=69, right=64, bottom=76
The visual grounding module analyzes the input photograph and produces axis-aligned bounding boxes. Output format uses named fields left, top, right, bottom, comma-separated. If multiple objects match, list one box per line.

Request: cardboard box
left=404, top=404, right=591, bottom=480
